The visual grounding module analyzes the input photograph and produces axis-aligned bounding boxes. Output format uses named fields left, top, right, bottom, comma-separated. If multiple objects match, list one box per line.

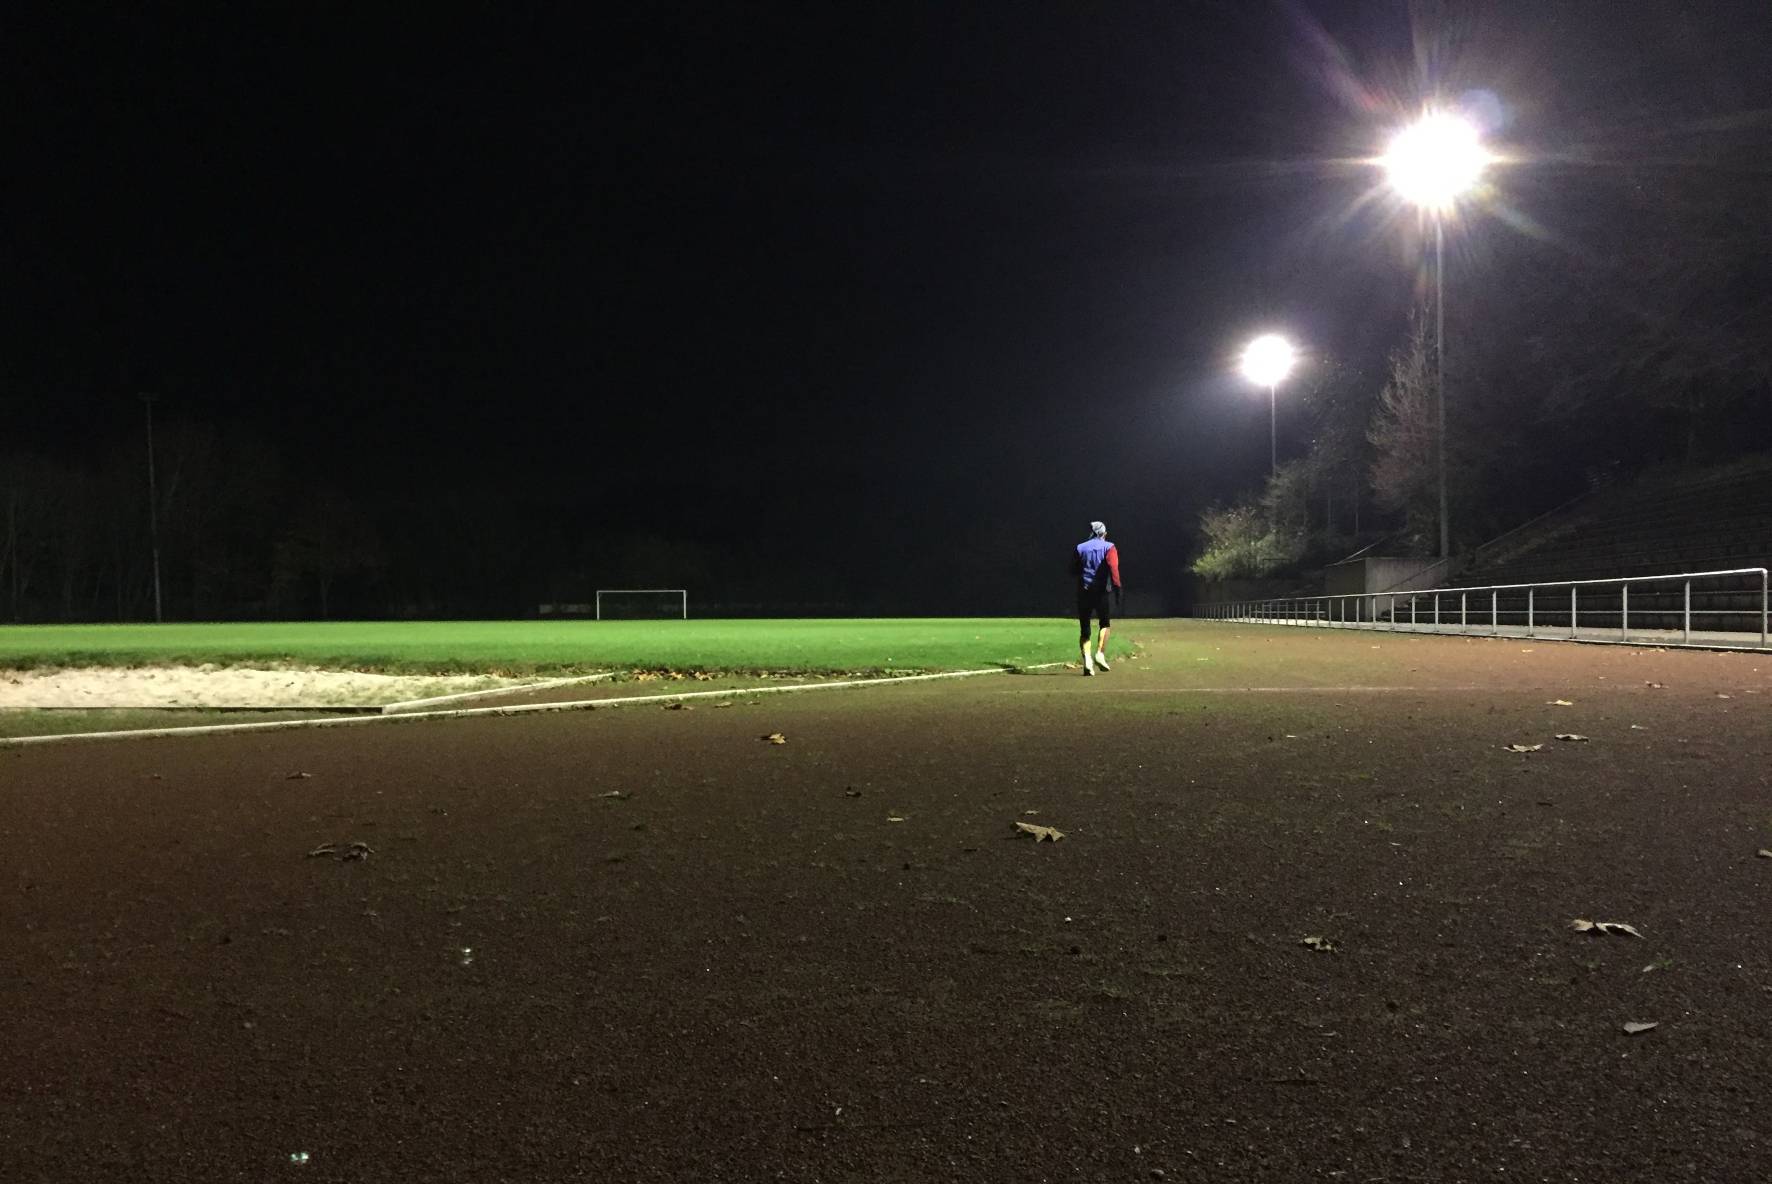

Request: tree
left=272, top=489, right=387, bottom=619
left=1367, top=315, right=1439, bottom=553
left=1190, top=502, right=1301, bottom=581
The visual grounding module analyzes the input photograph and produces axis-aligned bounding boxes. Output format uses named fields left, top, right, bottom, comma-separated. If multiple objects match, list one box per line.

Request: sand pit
left=0, top=665, right=535, bottom=709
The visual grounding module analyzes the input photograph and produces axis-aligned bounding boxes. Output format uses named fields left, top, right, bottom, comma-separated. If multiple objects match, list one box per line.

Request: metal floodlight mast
left=1379, top=109, right=1491, bottom=559
left=1241, top=334, right=1296, bottom=476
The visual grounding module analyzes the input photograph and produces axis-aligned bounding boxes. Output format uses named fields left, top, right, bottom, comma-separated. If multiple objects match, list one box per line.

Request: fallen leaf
left=1300, top=935, right=1337, bottom=953
left=286, top=772, right=313, bottom=780
left=1502, top=743, right=1545, bottom=753
left=843, top=789, right=862, bottom=798
left=1547, top=699, right=1574, bottom=706
left=762, top=732, right=787, bottom=745
left=1629, top=724, right=1647, bottom=730
left=341, top=841, right=374, bottom=862
left=1645, top=681, right=1665, bottom=689
left=662, top=702, right=693, bottom=711
left=1014, top=821, right=1065, bottom=843
left=886, top=816, right=906, bottom=823
left=599, top=790, right=628, bottom=800
left=1716, top=693, right=1733, bottom=700
left=1622, top=1021, right=1658, bottom=1035
left=1757, top=849, right=1772, bottom=859
left=305, top=843, right=337, bottom=858
left=1554, top=734, right=1590, bottom=742
left=1022, top=809, right=1041, bottom=816
left=1571, top=919, right=1644, bottom=938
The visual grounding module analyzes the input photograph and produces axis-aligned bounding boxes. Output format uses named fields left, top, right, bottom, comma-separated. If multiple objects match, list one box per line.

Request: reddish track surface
left=4, top=623, right=1771, bottom=1182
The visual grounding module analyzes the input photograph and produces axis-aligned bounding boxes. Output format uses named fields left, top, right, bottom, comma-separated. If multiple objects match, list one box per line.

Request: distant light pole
left=141, top=392, right=164, bottom=623
left=1240, top=334, right=1297, bottom=476
left=1379, top=110, right=1491, bottom=559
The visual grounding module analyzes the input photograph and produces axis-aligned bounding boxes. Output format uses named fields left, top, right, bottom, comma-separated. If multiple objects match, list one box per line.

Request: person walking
left=1073, top=520, right=1121, bottom=675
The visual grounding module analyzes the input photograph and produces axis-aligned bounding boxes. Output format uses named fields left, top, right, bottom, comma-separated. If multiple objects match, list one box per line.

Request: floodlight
left=1240, top=334, right=1296, bottom=388
left=1381, top=111, right=1491, bottom=212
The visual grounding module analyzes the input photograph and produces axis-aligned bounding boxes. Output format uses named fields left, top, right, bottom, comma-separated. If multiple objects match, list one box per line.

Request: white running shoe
left=1093, top=651, right=1111, bottom=672
left=1082, top=662, right=1094, bottom=676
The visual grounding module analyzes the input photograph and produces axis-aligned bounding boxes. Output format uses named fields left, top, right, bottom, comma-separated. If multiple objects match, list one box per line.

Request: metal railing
left=1197, top=567, right=1770, bottom=650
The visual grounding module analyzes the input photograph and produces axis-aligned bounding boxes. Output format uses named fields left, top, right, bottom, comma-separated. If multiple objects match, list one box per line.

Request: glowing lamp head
left=1381, top=111, right=1491, bottom=212
left=1241, top=334, right=1296, bottom=388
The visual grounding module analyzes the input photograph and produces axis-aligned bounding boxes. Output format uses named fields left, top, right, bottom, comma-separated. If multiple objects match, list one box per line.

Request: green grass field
left=0, top=618, right=1095, bottom=674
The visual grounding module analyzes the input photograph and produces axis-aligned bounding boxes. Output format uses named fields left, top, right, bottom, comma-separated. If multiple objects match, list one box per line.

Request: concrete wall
left=1325, top=556, right=1458, bottom=596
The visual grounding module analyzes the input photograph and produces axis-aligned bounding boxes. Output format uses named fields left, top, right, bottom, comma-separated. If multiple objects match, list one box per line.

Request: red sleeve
left=1106, top=545, right=1121, bottom=588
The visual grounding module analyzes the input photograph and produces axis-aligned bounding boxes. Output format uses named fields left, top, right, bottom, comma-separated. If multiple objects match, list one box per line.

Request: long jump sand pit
left=0, top=666, right=537, bottom=710
left=3, top=622, right=1770, bottom=1181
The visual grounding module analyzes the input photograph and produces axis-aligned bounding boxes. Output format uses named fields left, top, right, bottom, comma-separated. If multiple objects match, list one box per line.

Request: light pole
left=1379, top=110, right=1491, bottom=559
left=1240, top=333, right=1297, bottom=476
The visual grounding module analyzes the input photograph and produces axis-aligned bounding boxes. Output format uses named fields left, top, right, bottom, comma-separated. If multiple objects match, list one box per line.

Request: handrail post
left=1762, top=570, right=1769, bottom=649
left=1461, top=591, right=1468, bottom=633
left=1433, top=593, right=1440, bottom=628
left=1491, top=589, right=1498, bottom=636
left=1683, top=579, right=1691, bottom=644
left=1570, top=584, right=1578, bottom=640
left=1527, top=587, right=1535, bottom=637
left=1621, top=583, right=1629, bottom=643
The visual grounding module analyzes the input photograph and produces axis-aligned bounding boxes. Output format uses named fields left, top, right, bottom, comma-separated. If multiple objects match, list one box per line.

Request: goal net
left=593, top=588, right=688, bottom=620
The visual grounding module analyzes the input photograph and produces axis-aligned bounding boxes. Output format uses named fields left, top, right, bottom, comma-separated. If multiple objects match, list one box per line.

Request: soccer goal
left=594, top=588, right=688, bottom=620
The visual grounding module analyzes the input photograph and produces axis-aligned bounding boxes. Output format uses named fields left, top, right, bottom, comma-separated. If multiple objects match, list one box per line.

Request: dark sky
left=6, top=1, right=1768, bottom=608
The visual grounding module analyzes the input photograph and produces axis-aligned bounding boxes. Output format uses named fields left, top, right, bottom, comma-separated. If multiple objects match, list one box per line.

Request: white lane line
left=380, top=672, right=614, bottom=714
left=1003, top=684, right=1512, bottom=693
left=0, top=661, right=1072, bottom=747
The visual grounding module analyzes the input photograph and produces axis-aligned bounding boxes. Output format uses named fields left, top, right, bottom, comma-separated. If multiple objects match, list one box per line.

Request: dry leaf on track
left=1622, top=1021, right=1659, bottom=1035
left=306, top=840, right=374, bottom=862
left=1571, top=919, right=1644, bottom=938
left=1757, top=849, right=1772, bottom=859
left=1554, top=734, right=1590, bottom=742
left=1502, top=743, right=1544, bottom=753
left=761, top=732, right=787, bottom=745
left=1014, top=821, right=1065, bottom=842
left=1547, top=700, right=1574, bottom=706
left=1300, top=935, right=1337, bottom=953
left=286, top=771, right=313, bottom=780
left=599, top=790, right=628, bottom=800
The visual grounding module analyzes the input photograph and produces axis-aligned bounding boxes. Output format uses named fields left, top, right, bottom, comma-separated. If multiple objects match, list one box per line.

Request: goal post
left=593, top=588, right=688, bottom=620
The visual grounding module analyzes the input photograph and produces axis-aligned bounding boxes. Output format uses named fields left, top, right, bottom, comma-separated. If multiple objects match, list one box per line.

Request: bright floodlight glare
left=1381, top=111, right=1491, bottom=211
left=1241, top=334, right=1296, bottom=387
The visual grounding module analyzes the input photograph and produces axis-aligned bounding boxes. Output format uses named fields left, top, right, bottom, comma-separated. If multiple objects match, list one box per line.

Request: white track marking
left=380, top=672, right=614, bottom=714
left=0, top=662, right=1072, bottom=747
left=1004, top=684, right=1503, bottom=694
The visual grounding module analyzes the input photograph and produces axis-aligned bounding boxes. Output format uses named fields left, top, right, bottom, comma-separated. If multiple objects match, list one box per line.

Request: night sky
left=7, top=2, right=1769, bottom=613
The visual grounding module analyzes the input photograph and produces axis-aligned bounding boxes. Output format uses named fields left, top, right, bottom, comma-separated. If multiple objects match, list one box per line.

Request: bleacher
left=1452, top=457, right=1772, bottom=635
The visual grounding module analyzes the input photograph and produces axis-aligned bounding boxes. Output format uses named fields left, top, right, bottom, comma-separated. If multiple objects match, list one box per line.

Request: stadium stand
left=1453, top=456, right=1772, bottom=633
